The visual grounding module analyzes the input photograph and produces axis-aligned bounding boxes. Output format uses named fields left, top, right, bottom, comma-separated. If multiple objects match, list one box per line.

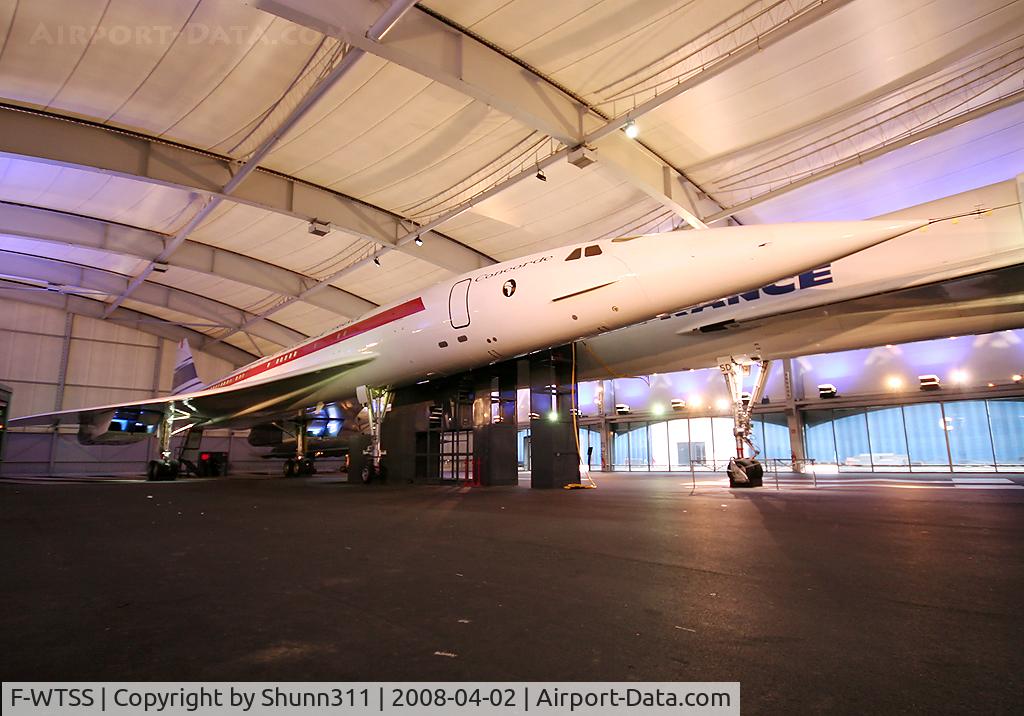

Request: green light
left=651, top=403, right=665, bottom=416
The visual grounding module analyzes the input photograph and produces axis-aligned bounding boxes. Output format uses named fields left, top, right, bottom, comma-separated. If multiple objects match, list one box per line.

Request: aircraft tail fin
left=171, top=339, right=205, bottom=395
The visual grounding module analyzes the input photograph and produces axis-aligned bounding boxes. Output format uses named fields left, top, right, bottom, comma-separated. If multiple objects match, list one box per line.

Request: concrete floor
left=1, top=473, right=1022, bottom=714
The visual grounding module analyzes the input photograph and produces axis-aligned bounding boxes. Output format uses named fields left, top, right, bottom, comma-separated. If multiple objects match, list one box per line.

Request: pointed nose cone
left=719, top=219, right=930, bottom=289
left=631, top=218, right=929, bottom=318
left=775, top=219, right=928, bottom=264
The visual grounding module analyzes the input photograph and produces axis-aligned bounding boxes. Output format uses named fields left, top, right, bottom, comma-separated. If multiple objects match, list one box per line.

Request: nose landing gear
left=719, top=355, right=772, bottom=488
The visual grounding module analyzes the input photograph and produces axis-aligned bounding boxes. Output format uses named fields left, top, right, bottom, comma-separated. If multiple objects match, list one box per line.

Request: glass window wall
left=864, top=407, right=909, bottom=471
left=607, top=413, right=792, bottom=473
left=604, top=399, right=1024, bottom=474
left=800, top=399, right=1024, bottom=473
left=902, top=403, right=949, bottom=470
left=943, top=401, right=995, bottom=471
left=989, top=399, right=1024, bottom=470
left=833, top=409, right=871, bottom=472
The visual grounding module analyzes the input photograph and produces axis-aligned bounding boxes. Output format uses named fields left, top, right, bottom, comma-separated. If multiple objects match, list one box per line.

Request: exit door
left=449, top=278, right=471, bottom=329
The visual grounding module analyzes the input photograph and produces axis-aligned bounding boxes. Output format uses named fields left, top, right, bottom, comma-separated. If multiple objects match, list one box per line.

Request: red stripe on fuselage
left=209, top=297, right=426, bottom=390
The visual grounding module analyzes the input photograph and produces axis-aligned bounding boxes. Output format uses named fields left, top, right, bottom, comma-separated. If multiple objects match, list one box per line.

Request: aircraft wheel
left=283, top=458, right=297, bottom=478
left=298, top=458, right=316, bottom=476
left=361, top=463, right=375, bottom=484
left=728, top=457, right=762, bottom=488
left=148, top=460, right=178, bottom=482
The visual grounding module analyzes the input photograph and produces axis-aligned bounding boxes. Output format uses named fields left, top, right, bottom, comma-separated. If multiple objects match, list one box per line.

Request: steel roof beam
left=0, top=249, right=308, bottom=348
left=248, top=0, right=735, bottom=228
left=0, top=201, right=375, bottom=319
left=100, top=0, right=422, bottom=317
left=0, top=106, right=494, bottom=275
left=0, top=279, right=255, bottom=365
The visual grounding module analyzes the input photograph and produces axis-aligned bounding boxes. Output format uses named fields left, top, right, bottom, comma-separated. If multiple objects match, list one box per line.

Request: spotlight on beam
left=918, top=374, right=941, bottom=391
left=308, top=219, right=331, bottom=236
left=414, top=235, right=423, bottom=246
left=818, top=383, right=837, bottom=399
left=535, top=169, right=547, bottom=182
left=373, top=256, right=381, bottom=267
left=624, top=120, right=639, bottom=139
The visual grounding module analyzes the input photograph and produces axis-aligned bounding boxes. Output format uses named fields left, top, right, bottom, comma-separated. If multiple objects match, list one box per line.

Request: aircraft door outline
left=449, top=278, right=472, bottom=329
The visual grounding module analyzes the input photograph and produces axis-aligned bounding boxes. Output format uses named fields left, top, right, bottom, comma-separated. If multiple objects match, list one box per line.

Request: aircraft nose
left=763, top=218, right=929, bottom=266
left=829, top=219, right=927, bottom=252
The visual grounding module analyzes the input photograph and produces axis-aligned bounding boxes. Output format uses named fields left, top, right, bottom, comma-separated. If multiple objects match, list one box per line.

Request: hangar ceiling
left=0, top=0, right=1022, bottom=365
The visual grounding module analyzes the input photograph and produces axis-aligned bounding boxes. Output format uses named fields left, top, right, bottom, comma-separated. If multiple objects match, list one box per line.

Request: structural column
left=528, top=346, right=579, bottom=489
left=782, top=358, right=807, bottom=471
left=472, top=361, right=518, bottom=486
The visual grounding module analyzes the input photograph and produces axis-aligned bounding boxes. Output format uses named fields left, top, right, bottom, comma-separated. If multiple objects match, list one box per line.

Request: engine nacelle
left=247, top=423, right=285, bottom=446
left=78, top=409, right=160, bottom=445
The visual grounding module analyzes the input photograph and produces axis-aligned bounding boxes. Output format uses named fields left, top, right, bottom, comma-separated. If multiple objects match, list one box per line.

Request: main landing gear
left=357, top=385, right=392, bottom=484
left=282, top=418, right=316, bottom=477
left=147, top=402, right=194, bottom=481
left=719, top=355, right=772, bottom=488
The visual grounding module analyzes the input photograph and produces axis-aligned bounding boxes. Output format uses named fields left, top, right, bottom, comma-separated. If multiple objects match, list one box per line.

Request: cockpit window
left=567, top=245, right=604, bottom=260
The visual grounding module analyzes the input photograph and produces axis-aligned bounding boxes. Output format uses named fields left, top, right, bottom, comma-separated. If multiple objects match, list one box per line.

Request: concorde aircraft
left=9, top=219, right=924, bottom=481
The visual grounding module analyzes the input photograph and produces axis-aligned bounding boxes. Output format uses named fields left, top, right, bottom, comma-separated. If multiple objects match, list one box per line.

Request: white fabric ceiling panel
left=0, top=0, right=333, bottom=153
left=0, top=234, right=149, bottom=276
left=263, top=59, right=536, bottom=217
left=188, top=201, right=369, bottom=280
left=331, top=253, right=454, bottom=307
left=440, top=160, right=663, bottom=258
left=265, top=301, right=346, bottom=337
left=148, top=266, right=280, bottom=316
left=688, top=41, right=1024, bottom=209
left=0, top=156, right=195, bottom=232
left=639, top=0, right=1024, bottom=169
left=120, top=299, right=277, bottom=360
left=423, top=0, right=751, bottom=102
left=222, top=331, right=278, bottom=359
left=734, top=102, right=1024, bottom=224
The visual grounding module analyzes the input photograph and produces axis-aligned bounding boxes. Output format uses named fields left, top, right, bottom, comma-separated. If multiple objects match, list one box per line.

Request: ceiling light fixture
left=414, top=235, right=423, bottom=246
left=308, top=219, right=331, bottom=236
left=624, top=120, right=639, bottom=139
left=536, top=169, right=547, bottom=182
left=373, top=257, right=381, bottom=267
